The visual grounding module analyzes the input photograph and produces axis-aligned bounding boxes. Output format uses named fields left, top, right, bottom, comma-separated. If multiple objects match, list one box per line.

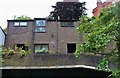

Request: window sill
left=14, top=26, right=27, bottom=27
left=35, top=52, right=48, bottom=54
left=34, top=32, right=46, bottom=33
left=61, top=26, right=74, bottom=27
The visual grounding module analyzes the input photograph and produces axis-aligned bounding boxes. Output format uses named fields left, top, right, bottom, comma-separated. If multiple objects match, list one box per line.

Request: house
left=5, top=18, right=83, bottom=54
left=5, top=0, right=85, bottom=54
left=0, top=26, right=6, bottom=51
left=0, top=26, right=5, bottom=46
left=92, top=0, right=115, bottom=17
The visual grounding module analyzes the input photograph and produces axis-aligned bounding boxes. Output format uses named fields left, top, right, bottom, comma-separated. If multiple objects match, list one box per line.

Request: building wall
left=93, top=1, right=113, bottom=17
left=0, top=27, right=5, bottom=46
left=34, top=21, right=83, bottom=54
left=6, top=20, right=83, bottom=54
left=6, top=20, right=34, bottom=50
left=34, top=21, right=58, bottom=53
left=57, top=22, right=81, bottom=54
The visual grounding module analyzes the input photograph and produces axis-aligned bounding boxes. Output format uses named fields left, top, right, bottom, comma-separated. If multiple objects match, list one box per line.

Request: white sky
left=0, top=0, right=107, bottom=29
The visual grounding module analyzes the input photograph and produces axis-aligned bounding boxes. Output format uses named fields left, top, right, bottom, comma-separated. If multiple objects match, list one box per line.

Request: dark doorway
left=16, top=44, right=28, bottom=50
left=67, top=43, right=76, bottom=53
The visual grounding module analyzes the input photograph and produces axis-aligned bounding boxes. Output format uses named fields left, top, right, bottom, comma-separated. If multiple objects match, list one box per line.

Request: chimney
left=97, top=0, right=102, bottom=6
left=63, top=0, right=79, bottom=2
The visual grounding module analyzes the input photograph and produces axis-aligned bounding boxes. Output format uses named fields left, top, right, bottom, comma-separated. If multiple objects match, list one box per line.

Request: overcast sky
left=0, top=0, right=107, bottom=29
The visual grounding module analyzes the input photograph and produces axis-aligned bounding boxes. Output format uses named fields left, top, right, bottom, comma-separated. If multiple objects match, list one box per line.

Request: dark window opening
left=67, top=43, right=76, bottom=53
left=16, top=44, right=28, bottom=51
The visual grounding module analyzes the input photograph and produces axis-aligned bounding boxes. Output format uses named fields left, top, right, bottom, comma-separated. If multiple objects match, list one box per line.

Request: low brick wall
left=3, top=53, right=116, bottom=68
left=27, top=53, right=115, bottom=68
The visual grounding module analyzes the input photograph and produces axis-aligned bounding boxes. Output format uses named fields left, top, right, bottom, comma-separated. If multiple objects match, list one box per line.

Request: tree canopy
left=75, top=2, right=120, bottom=78
left=15, top=15, right=32, bottom=20
left=48, top=2, right=86, bottom=20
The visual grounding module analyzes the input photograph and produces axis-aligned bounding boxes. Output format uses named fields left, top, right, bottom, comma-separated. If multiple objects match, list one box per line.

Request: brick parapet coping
left=0, top=65, right=95, bottom=69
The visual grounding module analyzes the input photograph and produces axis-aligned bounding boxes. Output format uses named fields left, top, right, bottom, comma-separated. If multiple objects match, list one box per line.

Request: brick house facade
left=5, top=18, right=83, bottom=54
left=92, top=0, right=114, bottom=17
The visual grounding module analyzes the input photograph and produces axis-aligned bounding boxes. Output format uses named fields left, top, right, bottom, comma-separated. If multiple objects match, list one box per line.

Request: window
left=67, top=43, right=76, bottom=53
left=16, top=44, right=28, bottom=51
left=14, top=22, right=27, bottom=26
left=35, top=20, right=46, bottom=33
left=35, top=27, right=46, bottom=32
left=34, top=44, right=49, bottom=54
left=36, top=20, right=46, bottom=26
left=60, top=22, right=74, bottom=27
left=20, top=22, right=27, bottom=26
left=14, top=22, right=19, bottom=26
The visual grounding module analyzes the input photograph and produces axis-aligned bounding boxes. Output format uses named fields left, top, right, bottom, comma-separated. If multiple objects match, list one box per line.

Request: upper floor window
left=60, top=22, right=74, bottom=27
left=14, top=22, right=27, bottom=26
left=35, top=27, right=46, bottom=32
left=36, top=20, right=46, bottom=26
left=14, top=22, right=19, bottom=26
left=20, top=22, right=27, bottom=26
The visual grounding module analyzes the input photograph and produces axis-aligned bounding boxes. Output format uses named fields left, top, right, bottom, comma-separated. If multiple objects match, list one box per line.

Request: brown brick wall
left=6, top=21, right=34, bottom=50
left=6, top=20, right=83, bottom=54
left=57, top=22, right=81, bottom=53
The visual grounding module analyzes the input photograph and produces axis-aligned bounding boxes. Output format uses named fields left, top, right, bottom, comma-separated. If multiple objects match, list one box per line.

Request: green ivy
left=75, top=2, right=120, bottom=78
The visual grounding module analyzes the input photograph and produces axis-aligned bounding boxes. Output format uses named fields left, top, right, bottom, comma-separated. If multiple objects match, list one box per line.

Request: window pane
left=67, top=22, right=73, bottom=26
left=35, top=45, right=41, bottom=53
left=36, top=20, right=46, bottom=26
left=35, top=44, right=49, bottom=54
left=20, top=22, right=27, bottom=26
left=35, top=27, right=46, bottom=32
left=60, top=22, right=67, bottom=26
left=40, top=45, right=48, bottom=53
left=60, top=22, right=74, bottom=26
left=14, top=22, right=19, bottom=26
left=42, top=45, right=48, bottom=51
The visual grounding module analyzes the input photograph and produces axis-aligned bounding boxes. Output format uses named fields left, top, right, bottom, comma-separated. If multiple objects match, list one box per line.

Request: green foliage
left=0, top=45, right=4, bottom=65
left=96, top=58, right=110, bottom=71
left=16, top=15, right=32, bottom=20
left=75, top=2, right=120, bottom=78
left=3, top=46, right=32, bottom=58
left=108, top=69, right=120, bottom=78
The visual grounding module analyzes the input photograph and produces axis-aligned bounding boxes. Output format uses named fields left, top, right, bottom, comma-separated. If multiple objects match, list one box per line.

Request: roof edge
left=0, top=26, right=6, bottom=35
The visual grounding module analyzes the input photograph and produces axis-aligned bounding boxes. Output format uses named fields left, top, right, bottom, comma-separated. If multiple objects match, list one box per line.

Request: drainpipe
left=56, top=20, right=59, bottom=53
left=31, top=21, right=35, bottom=53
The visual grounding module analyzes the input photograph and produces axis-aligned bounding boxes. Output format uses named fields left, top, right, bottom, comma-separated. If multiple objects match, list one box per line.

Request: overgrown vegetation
left=0, top=45, right=32, bottom=66
left=15, top=15, right=32, bottom=20
left=75, top=2, right=120, bottom=78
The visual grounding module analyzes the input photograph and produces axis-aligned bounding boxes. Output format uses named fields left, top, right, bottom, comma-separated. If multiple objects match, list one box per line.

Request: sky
left=0, top=0, right=107, bottom=29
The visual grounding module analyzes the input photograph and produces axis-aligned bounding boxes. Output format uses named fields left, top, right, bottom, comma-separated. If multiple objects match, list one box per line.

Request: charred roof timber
left=48, top=1, right=86, bottom=21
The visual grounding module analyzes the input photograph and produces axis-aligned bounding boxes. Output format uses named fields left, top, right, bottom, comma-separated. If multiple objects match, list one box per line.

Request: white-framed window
left=14, top=22, right=27, bottom=26
left=14, top=22, right=19, bottom=26
left=20, top=22, right=27, bottom=26
left=34, top=44, right=49, bottom=54
left=35, top=27, right=46, bottom=32
left=36, top=20, right=46, bottom=26
left=60, top=22, right=74, bottom=27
